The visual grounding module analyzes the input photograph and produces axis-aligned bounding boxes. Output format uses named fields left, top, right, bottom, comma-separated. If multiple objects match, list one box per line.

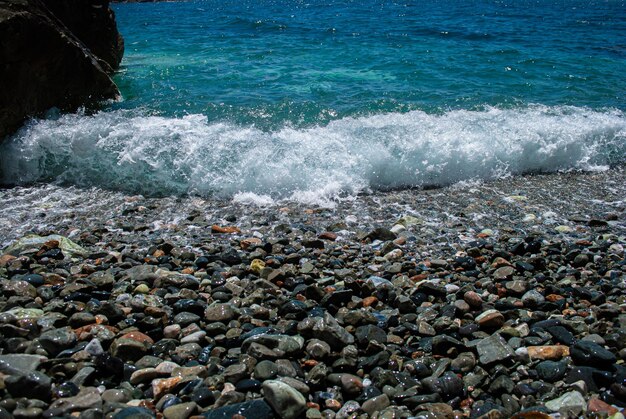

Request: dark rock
left=355, top=324, right=387, bottom=346
left=546, top=326, right=575, bottom=346
left=5, top=371, right=52, bottom=400
left=570, top=340, right=616, bottom=369
left=201, top=399, right=274, bottom=419
left=536, top=360, right=568, bottom=383
left=366, top=228, right=396, bottom=242
left=190, top=386, right=216, bottom=407
left=488, top=375, right=514, bottom=395
left=46, top=0, right=123, bottom=69
left=0, top=0, right=122, bottom=139
left=112, top=407, right=155, bottom=419
left=438, top=371, right=465, bottom=399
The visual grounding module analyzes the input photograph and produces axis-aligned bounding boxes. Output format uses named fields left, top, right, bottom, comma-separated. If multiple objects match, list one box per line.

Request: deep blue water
left=1, top=0, right=625, bottom=202
left=112, top=0, right=626, bottom=127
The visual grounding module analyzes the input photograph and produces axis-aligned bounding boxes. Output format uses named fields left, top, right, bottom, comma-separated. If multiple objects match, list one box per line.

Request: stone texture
left=0, top=0, right=122, bottom=139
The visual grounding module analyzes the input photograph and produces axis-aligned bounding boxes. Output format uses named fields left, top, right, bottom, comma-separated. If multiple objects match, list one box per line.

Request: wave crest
left=1, top=105, right=624, bottom=203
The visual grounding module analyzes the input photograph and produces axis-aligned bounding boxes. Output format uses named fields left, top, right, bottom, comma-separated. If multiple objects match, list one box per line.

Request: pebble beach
left=0, top=167, right=625, bottom=419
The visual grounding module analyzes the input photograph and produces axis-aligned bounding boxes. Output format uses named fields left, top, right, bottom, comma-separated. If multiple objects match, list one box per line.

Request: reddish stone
left=362, top=296, right=378, bottom=308
left=319, top=231, right=338, bottom=241
left=240, top=237, right=262, bottom=249
left=410, top=273, right=429, bottom=281
left=491, top=257, right=511, bottom=268
left=211, top=225, right=241, bottom=234
left=463, top=291, right=483, bottom=308
left=587, top=398, right=618, bottom=415
left=152, top=376, right=183, bottom=400
left=0, top=254, right=16, bottom=267
left=527, top=345, right=569, bottom=360
left=121, top=331, right=154, bottom=345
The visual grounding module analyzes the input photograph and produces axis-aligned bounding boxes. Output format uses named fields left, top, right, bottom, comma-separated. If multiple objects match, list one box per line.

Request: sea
left=1, top=0, right=625, bottom=205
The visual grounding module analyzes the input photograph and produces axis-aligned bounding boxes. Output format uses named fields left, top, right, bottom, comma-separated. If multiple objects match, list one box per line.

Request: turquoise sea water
left=1, top=0, right=625, bottom=202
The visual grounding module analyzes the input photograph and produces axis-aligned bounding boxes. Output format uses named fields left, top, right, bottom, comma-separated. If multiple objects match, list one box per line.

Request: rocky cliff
left=0, top=0, right=124, bottom=139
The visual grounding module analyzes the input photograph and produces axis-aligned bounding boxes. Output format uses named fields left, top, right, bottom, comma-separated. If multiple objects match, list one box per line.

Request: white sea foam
left=1, top=105, right=624, bottom=203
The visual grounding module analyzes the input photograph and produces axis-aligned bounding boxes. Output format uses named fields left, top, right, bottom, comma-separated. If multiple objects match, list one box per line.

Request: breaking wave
left=1, top=105, right=624, bottom=203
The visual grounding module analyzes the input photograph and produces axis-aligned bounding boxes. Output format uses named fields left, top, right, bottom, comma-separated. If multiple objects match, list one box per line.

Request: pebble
left=544, top=390, right=586, bottom=415
left=477, top=334, right=514, bottom=365
left=262, top=380, right=307, bottom=419
left=0, top=170, right=624, bottom=419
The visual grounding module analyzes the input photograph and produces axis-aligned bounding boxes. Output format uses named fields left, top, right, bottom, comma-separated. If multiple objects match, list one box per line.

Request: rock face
left=0, top=0, right=123, bottom=139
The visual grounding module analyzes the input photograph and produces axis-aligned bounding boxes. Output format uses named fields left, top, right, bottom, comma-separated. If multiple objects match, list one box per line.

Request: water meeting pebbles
left=0, top=169, right=624, bottom=417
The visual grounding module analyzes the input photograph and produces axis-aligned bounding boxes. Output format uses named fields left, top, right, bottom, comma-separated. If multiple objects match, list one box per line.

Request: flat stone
left=110, top=337, right=149, bottom=361
left=46, top=387, right=102, bottom=415
left=545, top=391, right=586, bottom=415
left=112, top=407, right=156, bottom=419
left=570, top=340, right=616, bottom=369
left=4, top=371, right=52, bottom=400
left=587, top=397, right=619, bottom=415
left=262, top=380, right=307, bottom=419
left=0, top=354, right=46, bottom=373
left=475, top=309, right=505, bottom=329
left=130, top=368, right=159, bottom=385
left=201, top=399, right=274, bottom=419
left=38, top=327, right=77, bottom=356
left=163, top=401, right=197, bottom=419
left=205, top=303, right=236, bottom=322
left=477, top=334, right=514, bottom=365
left=493, top=266, right=516, bottom=280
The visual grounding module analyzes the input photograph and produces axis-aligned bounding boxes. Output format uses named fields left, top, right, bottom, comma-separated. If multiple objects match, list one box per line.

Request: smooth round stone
left=12, top=407, right=43, bottom=418
left=163, top=402, right=197, bottom=419
left=438, top=371, right=464, bottom=398
left=130, top=368, right=159, bottom=385
left=134, top=284, right=150, bottom=294
left=21, top=274, right=44, bottom=286
left=102, top=389, right=130, bottom=403
left=255, top=360, right=278, bottom=381
left=262, top=380, right=307, bottom=419
left=156, top=361, right=180, bottom=374
left=160, top=396, right=182, bottom=411
left=163, top=324, right=182, bottom=339
left=493, top=266, right=516, bottom=280
left=235, top=379, right=262, bottom=393
left=174, top=312, right=201, bottom=327
left=536, top=360, right=568, bottom=383
left=361, top=394, right=390, bottom=415
left=505, top=280, right=527, bottom=294
left=181, top=331, right=206, bottom=344
left=463, top=291, right=483, bottom=308
left=521, top=290, right=545, bottom=307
